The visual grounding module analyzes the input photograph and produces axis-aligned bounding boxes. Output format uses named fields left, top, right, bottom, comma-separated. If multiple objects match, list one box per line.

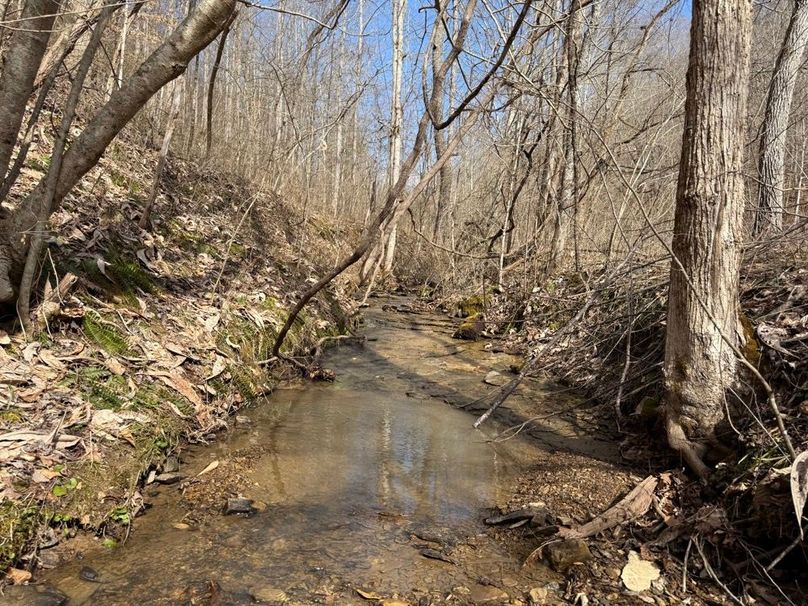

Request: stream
left=39, top=297, right=613, bottom=605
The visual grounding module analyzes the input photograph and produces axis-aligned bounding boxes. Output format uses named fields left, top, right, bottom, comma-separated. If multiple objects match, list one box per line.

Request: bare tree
left=754, top=0, right=808, bottom=234
left=0, top=0, right=238, bottom=305
left=381, top=0, right=407, bottom=275
left=663, top=0, right=751, bottom=477
left=0, top=0, right=61, bottom=182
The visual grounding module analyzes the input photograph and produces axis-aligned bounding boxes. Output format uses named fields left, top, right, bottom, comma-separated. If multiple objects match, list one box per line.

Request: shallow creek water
left=43, top=298, right=594, bottom=605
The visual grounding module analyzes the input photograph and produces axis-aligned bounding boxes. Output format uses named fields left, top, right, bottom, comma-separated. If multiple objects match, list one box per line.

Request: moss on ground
left=0, top=502, right=42, bottom=570
left=457, top=294, right=486, bottom=318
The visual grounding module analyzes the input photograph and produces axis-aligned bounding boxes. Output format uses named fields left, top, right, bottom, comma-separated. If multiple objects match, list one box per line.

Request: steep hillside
left=0, top=134, right=355, bottom=573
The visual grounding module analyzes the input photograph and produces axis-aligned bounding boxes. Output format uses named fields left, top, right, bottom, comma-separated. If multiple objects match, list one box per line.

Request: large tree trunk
left=753, top=0, right=808, bottom=234
left=0, top=0, right=237, bottom=303
left=0, top=0, right=61, bottom=182
left=663, top=0, right=751, bottom=477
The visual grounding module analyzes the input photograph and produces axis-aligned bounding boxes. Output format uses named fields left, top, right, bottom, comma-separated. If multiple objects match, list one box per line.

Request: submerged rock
left=252, top=586, right=288, bottom=603
left=468, top=584, right=509, bottom=604
left=0, top=584, right=69, bottom=605
left=80, top=566, right=100, bottom=582
left=453, top=314, right=485, bottom=340
left=544, top=539, right=592, bottom=573
left=154, top=472, right=184, bottom=485
left=483, top=371, right=510, bottom=387
left=225, top=497, right=255, bottom=515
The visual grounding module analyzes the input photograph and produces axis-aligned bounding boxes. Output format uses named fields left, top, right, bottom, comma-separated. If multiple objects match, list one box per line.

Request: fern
left=83, top=313, right=131, bottom=355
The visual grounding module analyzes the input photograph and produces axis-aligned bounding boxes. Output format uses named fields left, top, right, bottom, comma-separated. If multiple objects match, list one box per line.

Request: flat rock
left=483, top=371, right=510, bottom=387
left=225, top=497, right=255, bottom=515
left=154, top=472, right=184, bottom=485
left=544, top=539, right=592, bottom=573
left=0, top=585, right=69, bottom=606
left=162, top=455, right=180, bottom=473
left=528, top=587, right=548, bottom=605
left=252, top=586, right=288, bottom=603
left=468, top=585, right=509, bottom=604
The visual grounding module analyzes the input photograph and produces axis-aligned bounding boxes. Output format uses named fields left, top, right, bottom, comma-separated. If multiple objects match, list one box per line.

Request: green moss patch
left=0, top=501, right=42, bottom=570
left=457, top=294, right=486, bottom=318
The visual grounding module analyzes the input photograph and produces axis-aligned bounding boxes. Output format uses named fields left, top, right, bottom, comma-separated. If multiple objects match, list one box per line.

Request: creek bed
left=40, top=298, right=595, bottom=605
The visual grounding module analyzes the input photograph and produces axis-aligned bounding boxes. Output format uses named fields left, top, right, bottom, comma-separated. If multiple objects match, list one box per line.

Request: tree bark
left=0, top=0, right=61, bottom=183
left=663, top=0, right=751, bottom=477
left=0, top=0, right=237, bottom=302
left=17, top=2, right=114, bottom=333
left=753, top=0, right=808, bottom=234
left=431, top=7, right=451, bottom=241
left=381, top=0, right=406, bottom=275
left=546, top=0, right=581, bottom=276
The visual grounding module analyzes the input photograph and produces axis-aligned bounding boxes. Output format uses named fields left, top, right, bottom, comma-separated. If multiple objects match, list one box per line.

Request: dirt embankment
left=0, top=136, right=356, bottom=579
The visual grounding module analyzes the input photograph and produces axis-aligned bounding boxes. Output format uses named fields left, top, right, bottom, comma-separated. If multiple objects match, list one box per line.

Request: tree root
left=666, top=414, right=710, bottom=479
left=0, top=245, right=16, bottom=303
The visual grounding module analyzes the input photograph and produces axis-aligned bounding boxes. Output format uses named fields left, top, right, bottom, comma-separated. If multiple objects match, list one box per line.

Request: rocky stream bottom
left=4, top=297, right=666, bottom=606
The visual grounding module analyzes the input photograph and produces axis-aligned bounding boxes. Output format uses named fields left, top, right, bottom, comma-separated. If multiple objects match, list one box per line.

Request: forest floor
left=0, top=135, right=356, bottom=583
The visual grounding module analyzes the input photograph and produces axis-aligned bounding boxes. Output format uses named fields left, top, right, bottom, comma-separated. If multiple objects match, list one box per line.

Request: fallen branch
left=558, top=474, right=660, bottom=540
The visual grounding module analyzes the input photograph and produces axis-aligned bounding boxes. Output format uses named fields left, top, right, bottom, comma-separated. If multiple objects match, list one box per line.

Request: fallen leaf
left=22, top=342, right=39, bottom=363
left=621, top=551, right=660, bottom=592
left=205, top=355, right=227, bottom=381
left=790, top=451, right=808, bottom=539
left=196, top=460, right=219, bottom=476
left=31, top=469, right=60, bottom=483
left=0, top=331, right=10, bottom=346
left=105, top=357, right=126, bottom=376
left=167, top=402, right=189, bottom=419
left=6, top=567, right=31, bottom=584
left=204, top=312, right=221, bottom=332
left=150, top=370, right=204, bottom=409
left=356, top=588, right=384, bottom=600
left=164, top=342, right=198, bottom=360
left=96, top=256, right=110, bottom=278
left=38, top=350, right=66, bottom=371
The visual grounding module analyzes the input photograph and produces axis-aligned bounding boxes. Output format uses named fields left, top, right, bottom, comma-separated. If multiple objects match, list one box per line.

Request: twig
left=765, top=535, right=802, bottom=572
left=682, top=537, right=692, bottom=594
left=693, top=537, right=745, bottom=606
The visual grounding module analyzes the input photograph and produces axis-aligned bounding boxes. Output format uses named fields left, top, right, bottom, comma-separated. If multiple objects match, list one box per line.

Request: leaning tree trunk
left=663, top=0, right=751, bottom=478
left=754, top=0, right=808, bottom=234
left=0, top=0, right=62, bottom=183
left=0, top=0, right=237, bottom=303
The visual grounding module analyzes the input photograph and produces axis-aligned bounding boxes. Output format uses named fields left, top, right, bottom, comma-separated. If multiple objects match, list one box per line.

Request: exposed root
left=665, top=413, right=710, bottom=479
left=0, top=243, right=16, bottom=303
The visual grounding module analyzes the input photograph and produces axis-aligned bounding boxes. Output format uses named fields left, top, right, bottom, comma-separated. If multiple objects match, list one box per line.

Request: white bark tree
left=754, top=0, right=808, bottom=234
